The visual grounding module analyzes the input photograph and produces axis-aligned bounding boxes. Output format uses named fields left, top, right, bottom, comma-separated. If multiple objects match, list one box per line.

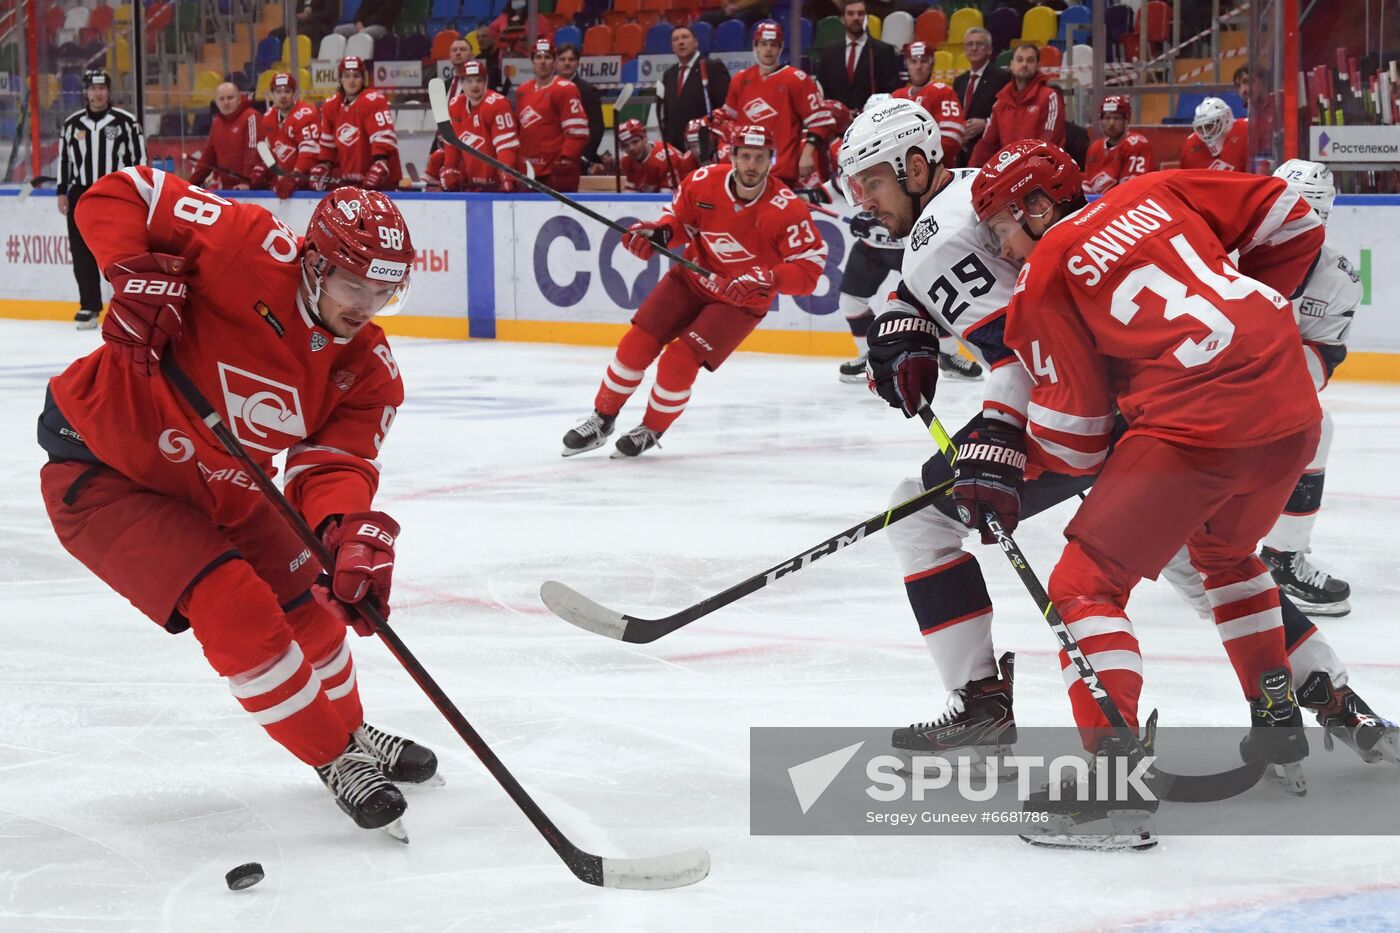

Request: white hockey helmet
left=1192, top=97, right=1236, bottom=155
left=838, top=98, right=942, bottom=204
left=863, top=92, right=894, bottom=111
left=1273, top=158, right=1336, bottom=224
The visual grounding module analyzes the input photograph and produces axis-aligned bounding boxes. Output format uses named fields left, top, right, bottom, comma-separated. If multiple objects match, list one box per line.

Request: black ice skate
left=1239, top=667, right=1310, bottom=797
left=74, top=308, right=99, bottom=331
left=938, top=351, right=983, bottom=381
left=316, top=737, right=409, bottom=842
left=1297, top=672, right=1400, bottom=766
left=355, top=723, right=444, bottom=786
left=1019, top=729, right=1159, bottom=852
left=891, top=652, right=1016, bottom=778
left=1261, top=547, right=1350, bottom=617
left=611, top=424, right=662, bottom=459
left=838, top=353, right=868, bottom=384
left=562, top=410, right=616, bottom=457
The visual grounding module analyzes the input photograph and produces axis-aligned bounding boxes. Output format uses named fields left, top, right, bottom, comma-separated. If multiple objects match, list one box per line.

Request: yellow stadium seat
left=192, top=69, right=222, bottom=105
left=464, top=30, right=480, bottom=55
left=932, top=48, right=954, bottom=82
left=866, top=13, right=881, bottom=40
left=281, top=34, right=312, bottom=66
left=256, top=70, right=275, bottom=98
left=947, top=6, right=983, bottom=44
left=1016, top=6, right=1057, bottom=46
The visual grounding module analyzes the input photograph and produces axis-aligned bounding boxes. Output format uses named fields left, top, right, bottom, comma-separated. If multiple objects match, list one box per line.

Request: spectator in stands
left=815, top=0, right=900, bottom=111
left=699, top=0, right=770, bottom=29
left=1082, top=94, right=1155, bottom=194
left=967, top=42, right=1065, bottom=166
left=445, top=37, right=475, bottom=101
left=269, top=0, right=338, bottom=51
left=474, top=29, right=507, bottom=93
left=951, top=27, right=1009, bottom=167
left=487, top=0, right=555, bottom=58
left=659, top=26, right=730, bottom=154
left=333, top=0, right=400, bottom=40
left=556, top=43, right=604, bottom=169
left=189, top=82, right=260, bottom=190
left=1234, top=65, right=1252, bottom=113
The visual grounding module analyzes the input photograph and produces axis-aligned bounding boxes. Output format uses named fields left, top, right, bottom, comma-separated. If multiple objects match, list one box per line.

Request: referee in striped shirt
left=58, top=70, right=145, bottom=329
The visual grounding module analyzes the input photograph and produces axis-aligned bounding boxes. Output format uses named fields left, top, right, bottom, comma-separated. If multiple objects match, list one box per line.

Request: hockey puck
left=225, top=862, right=264, bottom=891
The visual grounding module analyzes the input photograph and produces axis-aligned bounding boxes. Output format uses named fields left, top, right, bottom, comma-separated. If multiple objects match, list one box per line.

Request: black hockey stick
left=19, top=174, right=58, bottom=200
left=161, top=356, right=709, bottom=889
left=915, top=407, right=1266, bottom=804
left=427, top=78, right=709, bottom=276
left=540, top=476, right=954, bottom=643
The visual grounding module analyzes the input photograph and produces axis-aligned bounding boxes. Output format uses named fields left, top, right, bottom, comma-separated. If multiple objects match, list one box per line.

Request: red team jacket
left=1002, top=170, right=1325, bottom=477
left=719, top=65, right=834, bottom=184
left=441, top=90, right=521, bottom=187
left=892, top=81, right=965, bottom=167
left=52, top=167, right=404, bottom=532
left=513, top=76, right=589, bottom=175
left=968, top=75, right=1066, bottom=167
left=259, top=101, right=322, bottom=177
left=653, top=164, right=828, bottom=311
left=190, top=96, right=260, bottom=188
left=1179, top=118, right=1250, bottom=172
left=622, top=141, right=699, bottom=192
left=1082, top=132, right=1157, bottom=195
left=318, top=89, right=402, bottom=182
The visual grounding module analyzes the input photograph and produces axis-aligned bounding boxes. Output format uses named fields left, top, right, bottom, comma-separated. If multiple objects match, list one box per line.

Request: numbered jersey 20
left=51, top=167, right=404, bottom=531
left=1003, top=169, right=1325, bottom=475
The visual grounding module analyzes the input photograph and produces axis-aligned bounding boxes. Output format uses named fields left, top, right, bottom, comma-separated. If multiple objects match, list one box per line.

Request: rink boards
left=1, top=187, right=1396, bottom=381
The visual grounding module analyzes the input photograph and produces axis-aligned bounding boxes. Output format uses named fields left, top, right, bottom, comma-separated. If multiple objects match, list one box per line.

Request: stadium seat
left=1058, top=4, right=1091, bottom=47
left=374, top=33, right=399, bottom=61
left=867, top=14, right=881, bottom=40
left=400, top=32, right=430, bottom=59
left=1067, top=43, right=1093, bottom=84
left=932, top=48, right=953, bottom=82
left=621, top=58, right=638, bottom=83
left=555, top=24, right=582, bottom=49
left=192, top=109, right=213, bottom=136
left=320, top=32, right=348, bottom=60
left=464, top=29, right=479, bottom=54
left=799, top=17, right=812, bottom=51
left=712, top=18, right=745, bottom=52
left=914, top=9, right=946, bottom=47
left=64, top=7, right=91, bottom=29
left=193, top=68, right=222, bottom=103
left=396, top=0, right=430, bottom=35
left=1104, top=4, right=1132, bottom=60
left=614, top=22, right=644, bottom=59
left=994, top=48, right=1012, bottom=67
left=282, top=34, right=312, bottom=65
left=946, top=7, right=982, bottom=44
left=89, top=4, right=114, bottom=31
left=555, top=0, right=581, bottom=17
left=45, top=7, right=65, bottom=34
left=643, top=22, right=673, bottom=54
left=882, top=11, right=914, bottom=52
left=1017, top=6, right=1056, bottom=47
left=429, top=29, right=459, bottom=59
left=254, top=35, right=281, bottom=71
left=690, top=20, right=711, bottom=53
left=985, top=6, right=1017, bottom=53
left=345, top=31, right=375, bottom=60
left=582, top=24, right=611, bottom=56
left=428, top=0, right=459, bottom=31
left=1038, top=44, right=1060, bottom=68
left=811, top=15, right=842, bottom=49
left=605, top=0, right=639, bottom=29
left=255, top=69, right=276, bottom=98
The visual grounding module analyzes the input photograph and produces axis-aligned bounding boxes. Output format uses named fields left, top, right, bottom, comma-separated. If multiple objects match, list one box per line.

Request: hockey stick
left=427, top=78, right=709, bottom=276
left=652, top=80, right=680, bottom=190
left=914, top=407, right=1266, bottom=804
left=540, top=477, right=954, bottom=643
left=161, top=357, right=709, bottom=889
left=18, top=174, right=57, bottom=200
left=255, top=141, right=428, bottom=191
left=611, top=82, right=634, bottom=194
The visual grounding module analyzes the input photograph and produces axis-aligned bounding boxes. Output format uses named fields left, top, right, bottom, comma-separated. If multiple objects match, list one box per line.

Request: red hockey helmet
left=752, top=20, right=783, bottom=46
left=338, top=56, right=367, bottom=75
left=304, top=188, right=415, bottom=317
left=456, top=60, right=487, bottom=79
left=904, top=41, right=932, bottom=60
left=617, top=118, right=647, bottom=145
left=729, top=123, right=775, bottom=152
left=270, top=71, right=296, bottom=92
left=531, top=38, right=555, bottom=57
left=971, top=140, right=1082, bottom=224
left=1100, top=94, right=1131, bottom=120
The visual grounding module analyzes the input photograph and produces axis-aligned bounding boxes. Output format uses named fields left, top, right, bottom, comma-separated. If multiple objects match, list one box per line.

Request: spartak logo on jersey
left=272, top=140, right=296, bottom=163
left=518, top=106, right=543, bottom=129
left=743, top=98, right=779, bottom=122
left=699, top=231, right=757, bottom=262
left=1207, top=159, right=1236, bottom=172
left=217, top=362, right=308, bottom=454
left=457, top=130, right=486, bottom=149
left=337, top=124, right=360, bottom=147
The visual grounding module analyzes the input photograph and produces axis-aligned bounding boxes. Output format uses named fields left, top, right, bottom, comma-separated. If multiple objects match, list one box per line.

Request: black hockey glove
left=849, top=212, right=881, bottom=240
left=865, top=310, right=941, bottom=418
left=952, top=416, right=1027, bottom=545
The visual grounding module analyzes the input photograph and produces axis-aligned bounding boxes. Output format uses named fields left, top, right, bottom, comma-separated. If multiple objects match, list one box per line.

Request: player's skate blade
left=382, top=818, right=410, bottom=843
left=1019, top=811, right=1158, bottom=851
left=838, top=354, right=868, bottom=384
left=1262, top=547, right=1350, bottom=617
left=611, top=424, right=662, bottom=458
left=1264, top=762, right=1308, bottom=796
left=562, top=411, right=616, bottom=457
left=315, top=740, right=408, bottom=834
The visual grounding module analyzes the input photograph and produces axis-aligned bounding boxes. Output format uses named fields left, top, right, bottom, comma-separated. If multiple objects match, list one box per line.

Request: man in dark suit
left=951, top=26, right=1010, bottom=167
left=815, top=0, right=900, bottom=111
left=557, top=43, right=605, bottom=168
left=658, top=25, right=730, bottom=153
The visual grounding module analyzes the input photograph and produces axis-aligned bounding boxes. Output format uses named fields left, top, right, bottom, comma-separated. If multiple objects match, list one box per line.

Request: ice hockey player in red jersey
left=37, top=168, right=438, bottom=839
left=439, top=60, right=521, bottom=192
left=617, top=118, right=698, bottom=192
left=714, top=20, right=835, bottom=186
left=253, top=72, right=322, bottom=199
left=514, top=38, right=589, bottom=193
left=1082, top=95, right=1155, bottom=195
left=973, top=141, right=1326, bottom=844
left=312, top=56, right=402, bottom=191
left=1179, top=96, right=1249, bottom=171
left=560, top=124, right=827, bottom=457
left=890, top=41, right=964, bottom=167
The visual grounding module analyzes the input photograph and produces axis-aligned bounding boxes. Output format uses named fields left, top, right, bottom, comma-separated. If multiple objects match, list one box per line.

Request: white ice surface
left=3, top=320, right=1399, bottom=932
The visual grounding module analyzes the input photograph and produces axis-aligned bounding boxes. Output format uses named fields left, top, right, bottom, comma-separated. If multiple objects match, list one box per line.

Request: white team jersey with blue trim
left=1294, top=240, right=1361, bottom=346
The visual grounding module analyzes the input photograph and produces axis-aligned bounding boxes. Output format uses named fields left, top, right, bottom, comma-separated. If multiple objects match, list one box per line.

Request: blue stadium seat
left=254, top=35, right=281, bottom=71
left=621, top=58, right=638, bottom=83
left=461, top=0, right=492, bottom=23
left=712, top=18, right=744, bottom=52
left=690, top=20, right=711, bottom=53
left=1058, top=4, right=1091, bottom=46
left=556, top=24, right=582, bottom=49
left=400, top=32, right=430, bottom=58
left=799, top=17, right=812, bottom=51
left=643, top=23, right=673, bottom=55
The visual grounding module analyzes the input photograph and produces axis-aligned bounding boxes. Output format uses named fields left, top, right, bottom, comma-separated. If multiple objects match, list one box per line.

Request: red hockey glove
left=101, top=252, right=188, bottom=377
left=274, top=173, right=297, bottom=199
left=865, top=310, right=941, bottom=418
left=549, top=156, right=581, bottom=192
left=248, top=165, right=270, bottom=189
left=439, top=165, right=463, bottom=192
left=499, top=174, right=517, bottom=193
left=622, top=220, right=673, bottom=260
left=308, top=161, right=333, bottom=191
left=952, top=417, right=1027, bottom=545
left=701, top=268, right=774, bottom=306
left=317, top=511, right=400, bottom=635
left=362, top=158, right=393, bottom=190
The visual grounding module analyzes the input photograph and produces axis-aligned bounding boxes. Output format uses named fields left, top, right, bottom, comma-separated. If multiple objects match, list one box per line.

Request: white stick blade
left=427, top=77, right=451, bottom=123
left=615, top=82, right=634, bottom=110
left=256, top=139, right=276, bottom=168
left=539, top=581, right=628, bottom=640
left=602, top=848, right=710, bottom=890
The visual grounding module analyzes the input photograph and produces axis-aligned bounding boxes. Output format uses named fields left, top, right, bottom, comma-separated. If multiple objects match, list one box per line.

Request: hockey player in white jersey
left=1259, top=159, right=1357, bottom=616
left=836, top=101, right=1398, bottom=784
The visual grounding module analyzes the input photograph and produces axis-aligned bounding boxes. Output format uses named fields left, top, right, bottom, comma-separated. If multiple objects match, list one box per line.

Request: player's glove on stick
left=274, top=173, right=297, bottom=199
left=702, top=268, right=774, bottom=306
left=248, top=165, right=269, bottom=189
left=362, top=158, right=393, bottom=191
left=865, top=310, right=941, bottom=418
left=101, top=252, right=188, bottom=377
left=316, top=511, right=400, bottom=636
left=439, top=165, right=463, bottom=192
left=952, top=417, right=1027, bottom=545
left=308, top=161, right=333, bottom=191
left=622, top=220, right=673, bottom=260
